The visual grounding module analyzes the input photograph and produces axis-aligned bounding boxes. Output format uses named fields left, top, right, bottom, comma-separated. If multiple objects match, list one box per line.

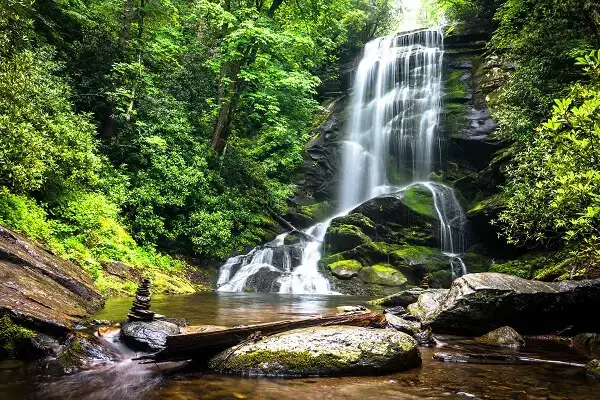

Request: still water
left=1, top=292, right=599, bottom=400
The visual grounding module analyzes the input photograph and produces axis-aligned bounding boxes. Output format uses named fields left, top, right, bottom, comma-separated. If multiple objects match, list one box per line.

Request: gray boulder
left=417, top=273, right=600, bottom=335
left=407, top=289, right=449, bottom=321
left=209, top=326, right=421, bottom=377
left=476, top=326, right=525, bottom=348
left=120, top=320, right=180, bottom=350
left=385, top=313, right=421, bottom=335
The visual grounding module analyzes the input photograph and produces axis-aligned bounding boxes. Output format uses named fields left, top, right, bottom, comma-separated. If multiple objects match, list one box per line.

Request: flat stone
left=209, top=326, right=421, bottom=377
left=385, top=314, right=421, bottom=335
left=120, top=320, right=180, bottom=350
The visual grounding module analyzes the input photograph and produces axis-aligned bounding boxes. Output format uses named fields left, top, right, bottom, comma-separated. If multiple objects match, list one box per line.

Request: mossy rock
left=427, top=269, right=453, bottom=288
left=298, top=201, right=335, bottom=222
left=330, top=213, right=376, bottom=236
left=391, top=245, right=445, bottom=267
left=401, top=186, right=437, bottom=219
left=55, top=332, right=120, bottom=374
left=328, top=259, right=363, bottom=279
left=461, top=252, right=492, bottom=273
left=358, top=263, right=407, bottom=286
left=208, top=326, right=421, bottom=377
left=586, top=359, right=600, bottom=380
left=0, top=313, right=35, bottom=359
left=324, top=222, right=370, bottom=254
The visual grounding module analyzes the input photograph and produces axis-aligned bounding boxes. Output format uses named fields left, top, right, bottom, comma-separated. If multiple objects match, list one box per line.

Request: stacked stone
left=127, top=278, right=155, bottom=321
left=420, top=276, right=430, bottom=290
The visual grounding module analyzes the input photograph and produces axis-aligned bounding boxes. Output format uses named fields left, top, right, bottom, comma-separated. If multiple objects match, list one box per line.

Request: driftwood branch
left=433, top=352, right=585, bottom=368
left=137, top=312, right=385, bottom=363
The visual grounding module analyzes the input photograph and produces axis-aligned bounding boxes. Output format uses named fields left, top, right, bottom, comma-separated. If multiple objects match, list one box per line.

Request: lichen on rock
left=209, top=326, right=421, bottom=377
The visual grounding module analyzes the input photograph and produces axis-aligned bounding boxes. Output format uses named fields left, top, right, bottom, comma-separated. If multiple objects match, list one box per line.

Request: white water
left=217, top=27, right=468, bottom=294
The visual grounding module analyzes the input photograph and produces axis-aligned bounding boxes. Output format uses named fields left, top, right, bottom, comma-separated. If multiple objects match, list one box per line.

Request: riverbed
left=1, top=292, right=599, bottom=399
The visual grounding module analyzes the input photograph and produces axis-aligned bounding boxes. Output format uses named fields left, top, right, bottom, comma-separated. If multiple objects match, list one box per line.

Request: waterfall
left=217, top=27, right=468, bottom=294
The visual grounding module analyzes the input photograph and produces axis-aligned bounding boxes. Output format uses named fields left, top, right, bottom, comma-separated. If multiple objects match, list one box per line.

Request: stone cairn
left=127, top=278, right=155, bottom=321
left=420, top=276, right=430, bottom=290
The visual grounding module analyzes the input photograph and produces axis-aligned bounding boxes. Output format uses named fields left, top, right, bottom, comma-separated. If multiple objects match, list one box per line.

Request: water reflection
left=93, top=292, right=376, bottom=326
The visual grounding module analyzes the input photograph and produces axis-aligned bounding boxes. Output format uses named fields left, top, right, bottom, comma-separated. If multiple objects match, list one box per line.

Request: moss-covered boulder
left=209, top=326, right=421, bottom=377
left=324, top=220, right=371, bottom=254
left=586, top=359, right=600, bottom=380
left=328, top=259, right=362, bottom=279
left=358, top=264, right=407, bottom=286
left=476, top=326, right=525, bottom=348
left=55, top=332, right=120, bottom=374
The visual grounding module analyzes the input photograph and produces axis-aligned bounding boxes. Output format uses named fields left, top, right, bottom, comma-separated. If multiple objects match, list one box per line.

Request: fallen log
left=137, top=312, right=386, bottom=363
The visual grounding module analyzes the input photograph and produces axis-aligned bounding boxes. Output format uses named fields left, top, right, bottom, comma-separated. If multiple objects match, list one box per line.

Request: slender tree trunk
left=210, top=0, right=286, bottom=154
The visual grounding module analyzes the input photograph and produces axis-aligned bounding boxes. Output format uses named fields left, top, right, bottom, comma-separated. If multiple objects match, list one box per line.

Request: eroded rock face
left=0, top=225, right=103, bottom=339
left=419, top=273, right=600, bottom=335
left=120, top=320, right=180, bottom=350
left=476, top=326, right=525, bottom=348
left=209, top=326, right=421, bottom=377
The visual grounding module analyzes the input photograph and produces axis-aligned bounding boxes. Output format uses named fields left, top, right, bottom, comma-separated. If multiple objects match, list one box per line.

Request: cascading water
left=217, top=27, right=469, bottom=293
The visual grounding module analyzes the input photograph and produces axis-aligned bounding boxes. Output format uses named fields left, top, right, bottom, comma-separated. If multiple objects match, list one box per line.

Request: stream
left=1, top=292, right=599, bottom=399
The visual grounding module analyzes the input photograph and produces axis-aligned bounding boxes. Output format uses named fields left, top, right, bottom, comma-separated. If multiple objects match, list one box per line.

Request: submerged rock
left=419, top=273, right=600, bottom=335
left=209, top=326, right=421, bottom=377
left=384, top=306, right=406, bottom=316
left=336, top=305, right=369, bottom=314
left=120, top=320, right=180, bottom=350
left=476, top=326, right=525, bottom=348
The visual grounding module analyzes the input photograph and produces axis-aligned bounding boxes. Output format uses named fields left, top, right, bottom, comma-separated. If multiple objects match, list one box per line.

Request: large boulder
left=208, top=326, right=421, bottom=377
left=120, top=320, right=180, bottom=350
left=417, top=273, right=600, bottom=335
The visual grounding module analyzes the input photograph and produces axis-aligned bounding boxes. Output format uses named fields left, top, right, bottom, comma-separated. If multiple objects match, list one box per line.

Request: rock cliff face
left=0, top=225, right=104, bottom=358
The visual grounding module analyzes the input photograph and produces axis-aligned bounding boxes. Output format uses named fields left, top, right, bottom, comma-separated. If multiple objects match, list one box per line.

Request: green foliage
left=497, top=52, right=600, bottom=273
left=489, top=0, right=598, bottom=143
left=0, top=0, right=396, bottom=298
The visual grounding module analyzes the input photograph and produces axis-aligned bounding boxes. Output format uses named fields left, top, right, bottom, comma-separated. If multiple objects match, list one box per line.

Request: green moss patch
left=328, top=259, right=363, bottom=279
left=402, top=187, right=436, bottom=219
left=0, top=314, right=35, bottom=358
left=358, top=263, right=407, bottom=286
